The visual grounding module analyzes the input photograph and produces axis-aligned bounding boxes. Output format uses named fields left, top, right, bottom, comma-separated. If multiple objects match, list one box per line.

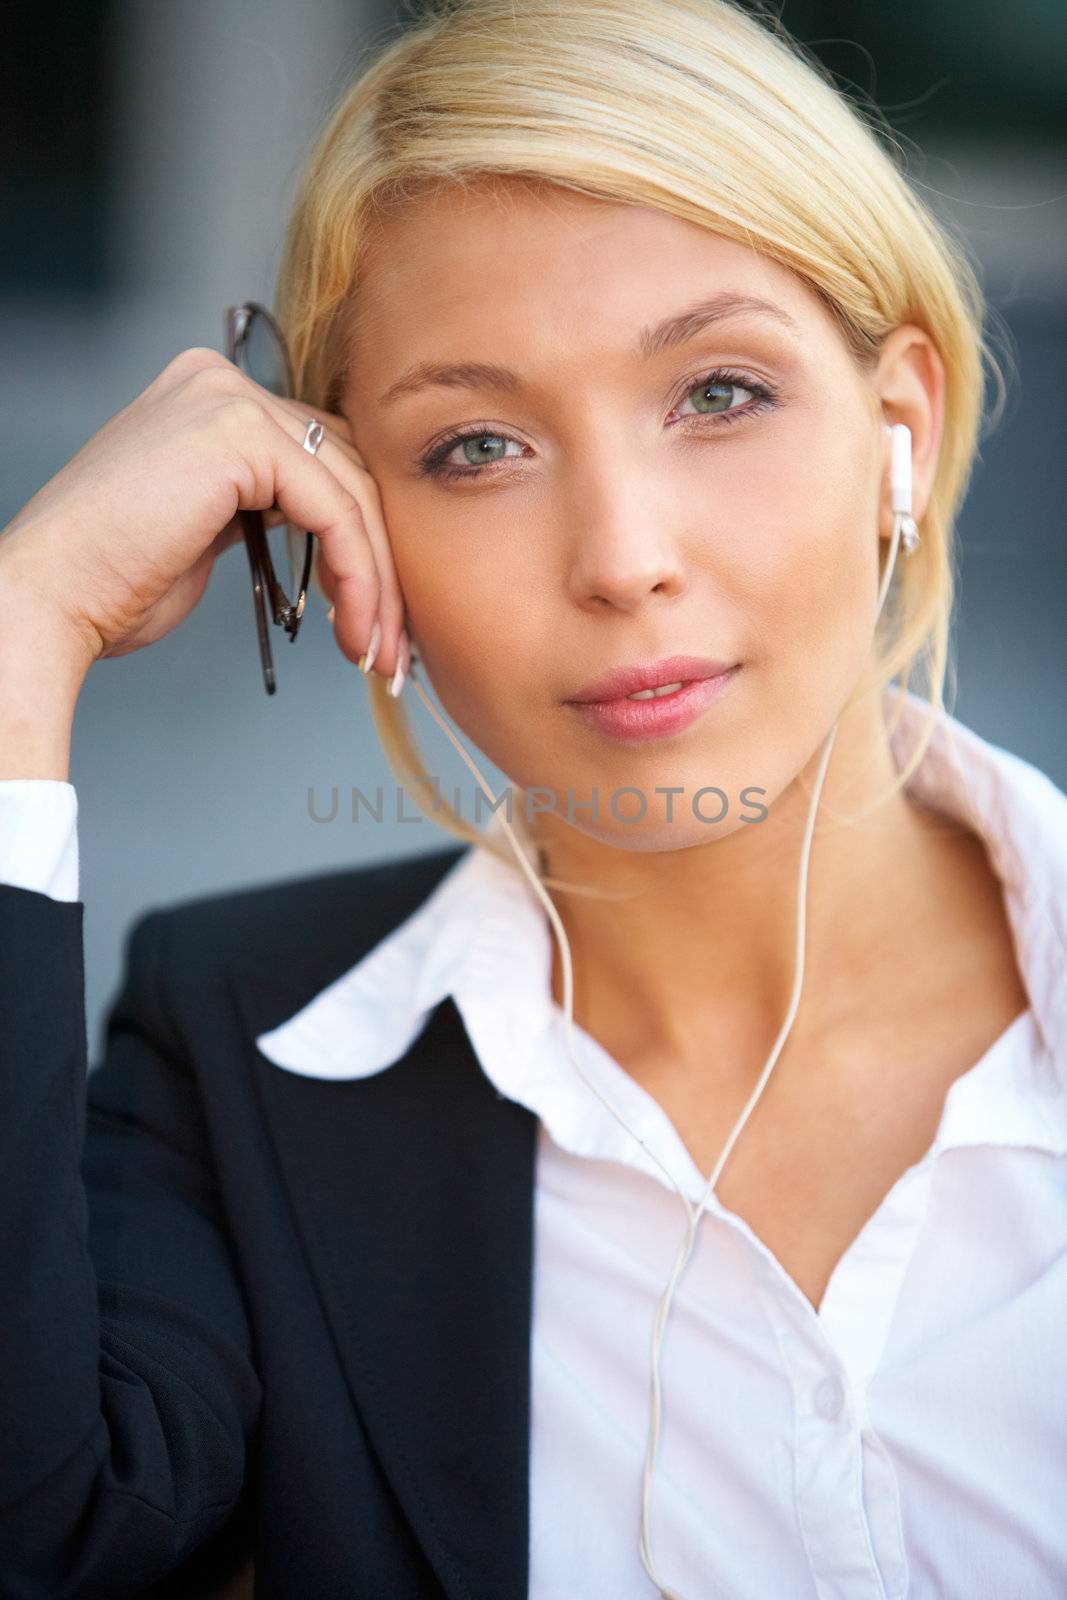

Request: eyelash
left=416, top=366, right=778, bottom=481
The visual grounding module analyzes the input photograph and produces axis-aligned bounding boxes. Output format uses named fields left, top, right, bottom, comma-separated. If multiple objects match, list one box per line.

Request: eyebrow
left=376, top=292, right=798, bottom=408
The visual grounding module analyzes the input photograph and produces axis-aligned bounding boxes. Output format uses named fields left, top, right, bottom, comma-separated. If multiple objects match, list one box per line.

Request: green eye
left=459, top=434, right=509, bottom=466
left=688, top=379, right=736, bottom=414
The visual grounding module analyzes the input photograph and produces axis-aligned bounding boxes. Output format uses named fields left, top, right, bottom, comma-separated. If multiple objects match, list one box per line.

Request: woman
left=0, top=0, right=1063, bottom=1595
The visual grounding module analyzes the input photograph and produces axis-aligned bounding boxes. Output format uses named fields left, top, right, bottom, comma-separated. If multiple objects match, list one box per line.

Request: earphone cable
left=402, top=479, right=912, bottom=1599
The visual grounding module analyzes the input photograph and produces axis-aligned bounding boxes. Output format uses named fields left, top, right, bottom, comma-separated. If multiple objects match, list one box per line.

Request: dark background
left=1, top=0, right=1064, bottom=1057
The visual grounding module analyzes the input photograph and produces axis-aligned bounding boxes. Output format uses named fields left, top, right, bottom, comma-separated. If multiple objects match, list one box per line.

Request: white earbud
left=886, top=421, right=920, bottom=554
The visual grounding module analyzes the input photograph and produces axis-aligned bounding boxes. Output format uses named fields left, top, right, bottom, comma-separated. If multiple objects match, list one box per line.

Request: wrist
left=0, top=546, right=101, bottom=676
left=0, top=558, right=96, bottom=781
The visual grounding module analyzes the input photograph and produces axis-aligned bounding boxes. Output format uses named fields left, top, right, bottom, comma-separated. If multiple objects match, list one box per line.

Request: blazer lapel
left=232, top=966, right=538, bottom=1600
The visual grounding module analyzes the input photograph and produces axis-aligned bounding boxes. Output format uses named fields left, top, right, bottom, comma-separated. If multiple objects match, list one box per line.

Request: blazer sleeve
left=0, top=884, right=263, bottom=1599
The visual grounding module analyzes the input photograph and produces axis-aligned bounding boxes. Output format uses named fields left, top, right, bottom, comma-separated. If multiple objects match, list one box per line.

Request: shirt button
left=813, top=1375, right=845, bottom=1421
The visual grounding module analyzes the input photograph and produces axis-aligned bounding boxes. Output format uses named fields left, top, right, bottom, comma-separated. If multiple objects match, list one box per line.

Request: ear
left=872, top=324, right=945, bottom=536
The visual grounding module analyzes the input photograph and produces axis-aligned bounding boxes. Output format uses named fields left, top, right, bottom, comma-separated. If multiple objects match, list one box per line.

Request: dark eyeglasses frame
left=224, top=301, right=315, bottom=695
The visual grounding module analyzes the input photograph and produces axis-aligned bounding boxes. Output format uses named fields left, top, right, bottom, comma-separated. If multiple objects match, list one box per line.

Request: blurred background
left=1, top=0, right=1064, bottom=1059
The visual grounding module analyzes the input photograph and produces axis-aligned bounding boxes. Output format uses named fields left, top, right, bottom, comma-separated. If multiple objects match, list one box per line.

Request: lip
left=565, top=654, right=738, bottom=704
left=565, top=662, right=741, bottom=743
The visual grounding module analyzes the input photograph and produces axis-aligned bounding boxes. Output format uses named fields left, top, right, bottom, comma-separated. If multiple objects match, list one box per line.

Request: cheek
left=766, top=509, right=873, bottom=646
left=727, top=498, right=879, bottom=775
left=406, top=548, right=529, bottom=657
left=395, top=538, right=545, bottom=760
left=723, top=410, right=877, bottom=663
left=372, top=477, right=552, bottom=773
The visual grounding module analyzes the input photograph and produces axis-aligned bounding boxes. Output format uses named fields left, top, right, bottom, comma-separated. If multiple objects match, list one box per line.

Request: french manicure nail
left=360, top=619, right=381, bottom=675
left=388, top=630, right=409, bottom=697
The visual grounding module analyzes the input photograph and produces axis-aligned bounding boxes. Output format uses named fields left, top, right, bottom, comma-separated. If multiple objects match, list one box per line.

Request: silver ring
left=302, top=419, right=325, bottom=456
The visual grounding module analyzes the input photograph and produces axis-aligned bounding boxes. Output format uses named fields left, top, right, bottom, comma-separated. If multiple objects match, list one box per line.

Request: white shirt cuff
left=0, top=780, right=80, bottom=902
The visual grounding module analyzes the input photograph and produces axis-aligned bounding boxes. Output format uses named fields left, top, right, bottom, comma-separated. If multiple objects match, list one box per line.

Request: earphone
left=890, top=421, right=921, bottom=554
left=395, top=421, right=920, bottom=1598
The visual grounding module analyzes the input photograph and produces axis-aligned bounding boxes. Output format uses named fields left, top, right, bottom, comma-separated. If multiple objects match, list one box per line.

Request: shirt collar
left=256, top=685, right=1067, bottom=1170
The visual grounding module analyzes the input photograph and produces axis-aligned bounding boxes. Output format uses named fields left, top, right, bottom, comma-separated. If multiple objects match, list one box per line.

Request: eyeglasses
left=224, top=301, right=315, bottom=695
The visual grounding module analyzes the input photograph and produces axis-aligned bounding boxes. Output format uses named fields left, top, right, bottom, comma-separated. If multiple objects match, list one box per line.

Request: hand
left=0, top=346, right=406, bottom=682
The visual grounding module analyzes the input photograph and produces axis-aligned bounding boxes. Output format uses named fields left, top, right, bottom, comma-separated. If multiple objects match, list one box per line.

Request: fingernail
left=327, top=604, right=336, bottom=625
left=359, top=619, right=381, bottom=675
left=388, top=629, right=409, bottom=698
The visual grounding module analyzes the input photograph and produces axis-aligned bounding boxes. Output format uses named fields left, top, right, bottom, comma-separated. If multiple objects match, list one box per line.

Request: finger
left=243, top=394, right=406, bottom=677
left=164, top=352, right=402, bottom=672
left=161, top=347, right=369, bottom=506
left=271, top=396, right=370, bottom=471
left=156, top=348, right=360, bottom=456
left=220, top=396, right=383, bottom=664
left=208, top=519, right=247, bottom=558
left=275, top=395, right=356, bottom=444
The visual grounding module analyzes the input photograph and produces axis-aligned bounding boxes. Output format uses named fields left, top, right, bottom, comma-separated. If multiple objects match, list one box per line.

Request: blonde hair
left=273, top=0, right=1010, bottom=888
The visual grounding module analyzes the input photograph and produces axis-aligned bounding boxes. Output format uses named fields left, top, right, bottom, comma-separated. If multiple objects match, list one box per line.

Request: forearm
left=0, top=893, right=259, bottom=1595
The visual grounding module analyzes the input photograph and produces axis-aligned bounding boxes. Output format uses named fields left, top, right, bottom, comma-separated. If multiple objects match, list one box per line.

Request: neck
left=533, top=691, right=973, bottom=1086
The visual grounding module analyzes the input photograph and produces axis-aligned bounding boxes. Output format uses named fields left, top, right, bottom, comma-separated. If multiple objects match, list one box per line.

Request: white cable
left=401, top=433, right=912, bottom=1598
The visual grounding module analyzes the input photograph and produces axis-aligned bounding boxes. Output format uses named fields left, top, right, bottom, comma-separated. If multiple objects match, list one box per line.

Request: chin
left=549, top=807, right=753, bottom=855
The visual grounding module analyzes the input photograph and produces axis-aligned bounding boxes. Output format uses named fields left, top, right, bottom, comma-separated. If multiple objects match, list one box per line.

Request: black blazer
left=0, top=844, right=541, bottom=1600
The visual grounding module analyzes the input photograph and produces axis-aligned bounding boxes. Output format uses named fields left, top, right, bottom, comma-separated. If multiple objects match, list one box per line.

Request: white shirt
left=4, top=684, right=1066, bottom=1600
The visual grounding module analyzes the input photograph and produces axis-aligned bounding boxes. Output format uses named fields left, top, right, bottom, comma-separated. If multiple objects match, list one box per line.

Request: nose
left=566, top=479, right=687, bottom=614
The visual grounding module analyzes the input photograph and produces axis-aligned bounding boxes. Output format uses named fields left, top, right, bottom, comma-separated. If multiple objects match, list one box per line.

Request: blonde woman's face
left=342, top=179, right=904, bottom=850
